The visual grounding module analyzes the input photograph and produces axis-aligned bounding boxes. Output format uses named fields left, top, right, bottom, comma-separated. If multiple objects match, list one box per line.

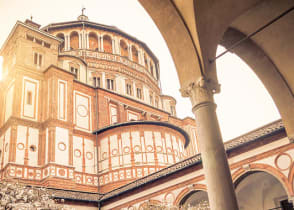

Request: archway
left=56, top=33, right=65, bottom=51
left=70, top=31, right=79, bottom=50
left=219, top=27, right=291, bottom=138
left=235, top=171, right=292, bottom=210
left=138, top=0, right=294, bottom=139
left=179, top=190, right=210, bottom=209
left=131, top=45, right=139, bottom=63
left=89, top=32, right=98, bottom=51
left=215, top=44, right=280, bottom=140
left=103, top=35, right=112, bottom=53
left=120, top=40, right=128, bottom=58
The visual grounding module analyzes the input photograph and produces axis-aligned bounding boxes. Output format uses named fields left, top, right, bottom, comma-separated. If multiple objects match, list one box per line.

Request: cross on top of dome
left=77, top=7, right=89, bottom=21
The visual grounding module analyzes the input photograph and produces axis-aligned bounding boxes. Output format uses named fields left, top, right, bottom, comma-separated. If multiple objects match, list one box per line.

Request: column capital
left=180, top=77, right=220, bottom=111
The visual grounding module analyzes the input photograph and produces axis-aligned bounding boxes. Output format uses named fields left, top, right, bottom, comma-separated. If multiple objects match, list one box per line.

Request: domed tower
left=0, top=13, right=197, bottom=197
left=43, top=14, right=162, bottom=108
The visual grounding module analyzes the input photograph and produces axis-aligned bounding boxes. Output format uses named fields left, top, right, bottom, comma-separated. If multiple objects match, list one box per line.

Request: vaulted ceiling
left=139, top=0, right=294, bottom=138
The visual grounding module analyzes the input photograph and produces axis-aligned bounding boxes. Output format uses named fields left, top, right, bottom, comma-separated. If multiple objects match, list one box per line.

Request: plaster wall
left=21, top=77, right=39, bottom=121
left=74, top=91, right=92, bottom=132
left=73, top=136, right=83, bottom=172
left=4, top=84, right=14, bottom=122
left=55, top=127, right=69, bottom=165
left=15, top=125, right=26, bottom=165
left=58, top=79, right=67, bottom=121
left=28, top=127, right=38, bottom=166
left=3, top=127, right=11, bottom=168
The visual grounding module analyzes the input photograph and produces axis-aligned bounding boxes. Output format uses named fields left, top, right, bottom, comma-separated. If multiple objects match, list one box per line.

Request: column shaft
left=182, top=78, right=239, bottom=210
left=101, top=36, right=104, bottom=52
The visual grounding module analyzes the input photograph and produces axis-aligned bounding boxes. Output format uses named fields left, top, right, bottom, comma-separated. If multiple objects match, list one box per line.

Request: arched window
left=144, top=54, right=148, bottom=68
left=131, top=46, right=139, bottom=63
left=103, top=35, right=112, bottom=53
left=70, top=31, right=79, bottom=50
left=89, top=32, right=98, bottom=51
left=120, top=40, right=128, bottom=58
left=150, top=63, right=154, bottom=76
left=179, top=190, right=209, bottom=209
left=56, top=33, right=65, bottom=51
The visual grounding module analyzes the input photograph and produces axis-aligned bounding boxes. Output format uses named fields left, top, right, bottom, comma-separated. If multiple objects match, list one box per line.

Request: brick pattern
left=0, top=20, right=199, bottom=201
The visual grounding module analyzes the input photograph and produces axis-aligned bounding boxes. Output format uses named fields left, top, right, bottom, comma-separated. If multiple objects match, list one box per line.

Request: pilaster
left=8, top=124, right=17, bottom=162
left=48, top=127, right=56, bottom=163
left=69, top=130, right=73, bottom=166
left=100, top=36, right=104, bottom=52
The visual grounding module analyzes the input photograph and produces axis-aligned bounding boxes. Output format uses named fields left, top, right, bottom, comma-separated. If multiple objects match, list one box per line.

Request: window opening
left=126, top=84, right=132, bottom=95
left=93, top=77, right=101, bottom=87
left=35, top=38, right=42, bottom=45
left=136, top=88, right=142, bottom=99
left=33, top=52, right=42, bottom=67
left=110, top=105, right=118, bottom=124
left=44, top=42, right=51, bottom=48
left=26, top=35, right=34, bottom=41
left=155, top=99, right=159, bottom=108
left=150, top=95, right=153, bottom=105
left=107, top=79, right=114, bottom=90
left=70, top=67, right=78, bottom=79
left=39, top=54, right=42, bottom=66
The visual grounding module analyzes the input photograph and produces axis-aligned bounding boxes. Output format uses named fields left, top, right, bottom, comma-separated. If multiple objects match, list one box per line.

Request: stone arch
left=120, top=39, right=128, bottom=58
left=178, top=190, right=209, bottom=209
left=139, top=0, right=294, bottom=139
left=89, top=32, right=98, bottom=51
left=220, top=27, right=294, bottom=139
left=174, top=184, right=207, bottom=206
left=138, top=0, right=203, bottom=89
left=69, top=31, right=79, bottom=50
left=103, top=34, right=112, bottom=53
left=234, top=167, right=292, bottom=210
left=56, top=33, right=65, bottom=51
left=286, top=160, right=294, bottom=196
left=232, top=163, right=292, bottom=197
left=131, top=45, right=139, bottom=63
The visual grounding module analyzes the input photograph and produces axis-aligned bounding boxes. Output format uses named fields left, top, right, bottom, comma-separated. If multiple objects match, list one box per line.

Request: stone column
left=82, top=31, right=85, bottom=49
left=97, top=34, right=101, bottom=51
left=138, top=48, right=142, bottom=64
left=129, top=44, right=133, bottom=61
left=68, top=35, right=71, bottom=50
left=87, top=33, right=89, bottom=49
left=101, top=36, right=104, bottom=52
left=65, top=35, right=69, bottom=51
left=181, top=77, right=239, bottom=210
left=64, top=35, right=68, bottom=51
left=115, top=37, right=120, bottom=54
left=112, top=39, right=115, bottom=54
left=78, top=33, right=81, bottom=49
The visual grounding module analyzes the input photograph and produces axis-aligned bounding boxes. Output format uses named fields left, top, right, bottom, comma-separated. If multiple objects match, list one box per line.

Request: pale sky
left=0, top=0, right=280, bottom=141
